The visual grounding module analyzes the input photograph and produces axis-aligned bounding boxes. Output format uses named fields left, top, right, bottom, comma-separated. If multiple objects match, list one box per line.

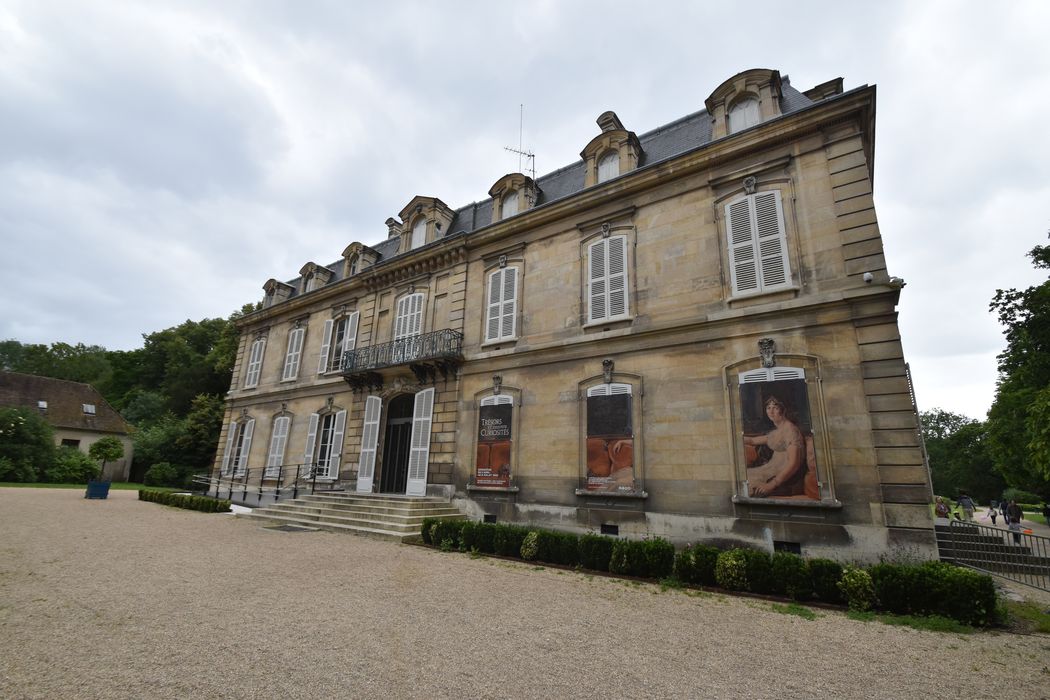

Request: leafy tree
left=920, top=409, right=1005, bottom=503
left=0, top=407, right=54, bottom=482
left=44, top=446, right=99, bottom=484
left=89, top=436, right=124, bottom=481
left=987, top=237, right=1050, bottom=498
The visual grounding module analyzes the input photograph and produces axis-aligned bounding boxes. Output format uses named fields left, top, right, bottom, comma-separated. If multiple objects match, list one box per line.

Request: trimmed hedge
left=808, top=558, right=844, bottom=603
left=771, top=552, right=812, bottom=601
left=579, top=533, right=616, bottom=572
left=869, top=561, right=997, bottom=626
left=673, top=543, right=720, bottom=586
left=609, top=538, right=675, bottom=579
left=138, top=489, right=230, bottom=513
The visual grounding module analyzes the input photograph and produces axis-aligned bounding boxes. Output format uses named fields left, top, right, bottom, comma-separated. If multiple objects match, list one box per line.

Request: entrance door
left=379, top=394, right=414, bottom=494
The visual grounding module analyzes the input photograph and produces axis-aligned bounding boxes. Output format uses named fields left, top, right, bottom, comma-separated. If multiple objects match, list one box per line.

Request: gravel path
left=1, top=488, right=1048, bottom=700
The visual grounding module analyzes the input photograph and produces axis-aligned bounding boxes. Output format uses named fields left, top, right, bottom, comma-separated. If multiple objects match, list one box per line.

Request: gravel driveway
left=1, top=488, right=1048, bottom=700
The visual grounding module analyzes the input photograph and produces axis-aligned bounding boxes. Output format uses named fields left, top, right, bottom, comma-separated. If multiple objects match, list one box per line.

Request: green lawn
left=0, top=482, right=182, bottom=492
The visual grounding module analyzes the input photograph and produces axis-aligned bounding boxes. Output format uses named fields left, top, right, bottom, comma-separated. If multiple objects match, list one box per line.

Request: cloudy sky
left=1, top=0, right=1047, bottom=420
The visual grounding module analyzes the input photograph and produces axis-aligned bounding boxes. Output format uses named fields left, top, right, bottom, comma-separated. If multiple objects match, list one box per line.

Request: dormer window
left=597, top=151, right=620, bottom=183
left=502, top=190, right=519, bottom=219
left=728, top=97, right=760, bottom=134
left=303, top=274, right=316, bottom=293
left=348, top=255, right=358, bottom=276
left=411, top=217, right=426, bottom=250
left=82, top=403, right=96, bottom=415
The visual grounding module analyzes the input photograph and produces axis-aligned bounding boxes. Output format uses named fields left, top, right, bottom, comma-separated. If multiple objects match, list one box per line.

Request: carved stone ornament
left=281, top=402, right=288, bottom=412
left=492, top=374, right=503, bottom=395
left=326, top=396, right=334, bottom=409
left=602, top=358, right=614, bottom=383
left=240, top=408, right=249, bottom=419
left=743, top=176, right=757, bottom=195
left=758, top=338, right=776, bottom=368
left=601, top=222, right=611, bottom=238
left=498, top=255, right=507, bottom=269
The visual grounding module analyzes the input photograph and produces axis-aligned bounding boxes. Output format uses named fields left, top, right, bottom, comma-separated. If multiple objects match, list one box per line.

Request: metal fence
left=342, top=328, right=463, bottom=373
left=937, top=519, right=1050, bottom=592
left=191, top=462, right=338, bottom=507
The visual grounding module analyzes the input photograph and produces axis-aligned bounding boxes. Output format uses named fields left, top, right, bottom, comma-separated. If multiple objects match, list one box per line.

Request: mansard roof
left=272, top=73, right=847, bottom=302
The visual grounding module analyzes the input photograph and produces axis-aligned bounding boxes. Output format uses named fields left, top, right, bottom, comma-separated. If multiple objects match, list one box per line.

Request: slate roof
left=279, top=78, right=829, bottom=298
left=0, top=371, right=131, bottom=435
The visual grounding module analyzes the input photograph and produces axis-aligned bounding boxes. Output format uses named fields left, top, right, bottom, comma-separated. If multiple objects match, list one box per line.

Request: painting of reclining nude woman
left=740, top=378, right=820, bottom=500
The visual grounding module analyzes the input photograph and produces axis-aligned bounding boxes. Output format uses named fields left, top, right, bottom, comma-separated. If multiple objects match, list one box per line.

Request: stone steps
left=239, top=492, right=464, bottom=541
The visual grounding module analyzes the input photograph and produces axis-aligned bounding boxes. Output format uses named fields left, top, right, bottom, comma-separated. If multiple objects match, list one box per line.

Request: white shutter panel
left=317, top=320, right=333, bottom=374
left=236, top=418, right=254, bottom=476
left=302, top=413, right=319, bottom=476
left=356, top=396, right=382, bottom=493
left=727, top=198, right=758, bottom=294
left=481, top=394, right=514, bottom=406
left=342, top=312, right=359, bottom=354
left=501, top=267, right=518, bottom=339
left=283, top=328, right=304, bottom=380
left=221, top=421, right=236, bottom=474
left=394, top=296, right=410, bottom=340
left=740, top=367, right=805, bottom=383
left=265, top=416, right=290, bottom=478
left=587, top=383, right=632, bottom=397
left=772, top=367, right=805, bottom=381
left=244, top=339, right=264, bottom=388
left=406, top=388, right=435, bottom=495
left=408, top=294, right=423, bottom=336
left=486, top=269, right=503, bottom=342
left=326, top=410, right=346, bottom=479
left=588, top=239, right=608, bottom=322
left=607, top=236, right=628, bottom=318
left=754, top=191, right=790, bottom=289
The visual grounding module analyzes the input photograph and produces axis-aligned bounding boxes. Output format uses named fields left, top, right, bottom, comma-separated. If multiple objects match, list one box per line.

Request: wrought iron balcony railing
left=341, top=329, right=463, bottom=388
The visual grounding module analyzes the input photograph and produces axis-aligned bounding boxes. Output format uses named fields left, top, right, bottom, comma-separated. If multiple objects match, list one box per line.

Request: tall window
left=597, top=151, right=619, bottom=183
left=725, top=190, right=791, bottom=296
left=221, top=417, right=255, bottom=476
left=282, top=326, right=306, bottom=381
left=265, top=415, right=291, bottom=478
left=476, top=393, right=513, bottom=487
left=585, top=383, right=634, bottom=493
left=485, top=267, right=518, bottom=342
left=502, top=190, right=519, bottom=219
left=244, top=337, right=265, bottom=388
left=411, top=218, right=426, bottom=249
left=303, top=410, right=347, bottom=479
left=728, top=97, right=760, bottom=134
left=587, top=235, right=629, bottom=323
left=394, top=293, right=424, bottom=340
left=318, top=312, right=360, bottom=373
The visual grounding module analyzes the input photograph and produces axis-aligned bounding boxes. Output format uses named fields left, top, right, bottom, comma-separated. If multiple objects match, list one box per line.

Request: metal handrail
left=195, top=462, right=338, bottom=506
left=940, top=518, right=1050, bottom=592
left=342, top=328, right=463, bottom=374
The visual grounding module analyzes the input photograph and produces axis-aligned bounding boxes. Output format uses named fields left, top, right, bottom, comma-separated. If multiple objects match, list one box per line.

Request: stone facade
left=215, top=68, right=934, bottom=562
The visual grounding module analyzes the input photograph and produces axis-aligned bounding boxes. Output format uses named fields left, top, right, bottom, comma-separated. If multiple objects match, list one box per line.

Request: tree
left=920, top=409, right=1006, bottom=502
left=89, top=436, right=124, bottom=482
left=0, top=408, right=55, bottom=482
left=987, top=237, right=1050, bottom=498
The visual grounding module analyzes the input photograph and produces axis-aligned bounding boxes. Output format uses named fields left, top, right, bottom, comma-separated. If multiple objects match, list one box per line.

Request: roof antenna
left=504, top=103, right=535, bottom=180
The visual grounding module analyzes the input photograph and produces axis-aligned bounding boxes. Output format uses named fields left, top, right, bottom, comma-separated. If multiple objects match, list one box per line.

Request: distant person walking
left=988, top=501, right=998, bottom=525
left=1006, top=500, right=1024, bottom=544
left=934, top=496, right=951, bottom=521
left=957, top=492, right=975, bottom=522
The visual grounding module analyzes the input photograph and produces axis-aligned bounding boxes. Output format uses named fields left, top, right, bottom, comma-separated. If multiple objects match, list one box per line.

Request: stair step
left=241, top=512, right=417, bottom=542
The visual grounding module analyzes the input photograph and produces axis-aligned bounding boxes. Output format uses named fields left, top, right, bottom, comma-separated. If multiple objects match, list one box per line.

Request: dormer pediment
left=705, top=68, right=783, bottom=140
left=488, top=173, right=538, bottom=223
left=396, top=196, right=455, bottom=253
left=263, top=278, right=295, bottom=308
left=341, top=242, right=379, bottom=277
left=298, top=262, right=333, bottom=294
left=580, top=111, right=642, bottom=187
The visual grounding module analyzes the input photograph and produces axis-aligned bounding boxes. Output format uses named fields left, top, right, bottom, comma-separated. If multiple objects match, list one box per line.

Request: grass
left=1001, top=600, right=1050, bottom=634
left=846, top=609, right=976, bottom=634
left=0, top=481, right=182, bottom=492
left=770, top=603, right=818, bottom=620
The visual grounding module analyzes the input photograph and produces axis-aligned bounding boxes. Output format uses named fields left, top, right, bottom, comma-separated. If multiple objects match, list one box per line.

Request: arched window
left=411, top=218, right=426, bottom=249
left=243, top=337, right=266, bottom=388
left=597, top=151, right=620, bottom=183
left=728, top=97, right=760, bottom=134
left=502, top=190, right=519, bottom=219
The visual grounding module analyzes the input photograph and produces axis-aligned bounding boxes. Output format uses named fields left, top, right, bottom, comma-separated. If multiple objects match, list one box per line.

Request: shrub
left=431, top=520, right=466, bottom=550
left=609, top=540, right=650, bottom=577
left=868, top=563, right=918, bottom=615
left=493, top=524, right=528, bottom=557
left=771, top=552, right=812, bottom=601
left=459, top=521, right=479, bottom=550
left=641, top=538, right=675, bottom=579
left=520, top=531, right=540, bottom=560
left=144, top=462, right=182, bottom=487
left=42, top=446, right=98, bottom=484
left=420, top=517, right=438, bottom=545
left=535, top=531, right=580, bottom=566
left=838, top=566, right=876, bottom=612
left=739, top=549, right=774, bottom=593
left=0, top=407, right=54, bottom=482
left=138, top=489, right=230, bottom=513
left=807, top=558, right=844, bottom=603
left=674, top=544, right=721, bottom=586
left=715, top=549, right=749, bottom=591
left=473, top=522, right=497, bottom=554
left=579, top=533, right=616, bottom=571
left=869, top=561, right=998, bottom=626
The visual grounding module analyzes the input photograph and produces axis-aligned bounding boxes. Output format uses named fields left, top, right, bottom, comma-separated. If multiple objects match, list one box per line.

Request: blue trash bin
left=85, top=480, right=111, bottom=499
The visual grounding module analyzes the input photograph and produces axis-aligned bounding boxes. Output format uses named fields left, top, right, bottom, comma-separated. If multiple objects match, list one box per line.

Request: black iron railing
left=342, top=329, right=463, bottom=374
left=193, top=462, right=335, bottom=506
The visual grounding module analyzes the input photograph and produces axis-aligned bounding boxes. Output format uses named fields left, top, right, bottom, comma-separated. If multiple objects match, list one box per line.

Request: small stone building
left=215, top=68, right=935, bottom=562
left=0, top=371, right=134, bottom=480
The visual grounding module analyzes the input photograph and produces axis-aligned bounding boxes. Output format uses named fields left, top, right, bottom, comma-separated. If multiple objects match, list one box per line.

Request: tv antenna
left=504, top=103, right=535, bottom=180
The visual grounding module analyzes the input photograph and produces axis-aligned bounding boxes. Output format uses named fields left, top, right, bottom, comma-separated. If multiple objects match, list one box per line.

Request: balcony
left=341, top=328, right=464, bottom=392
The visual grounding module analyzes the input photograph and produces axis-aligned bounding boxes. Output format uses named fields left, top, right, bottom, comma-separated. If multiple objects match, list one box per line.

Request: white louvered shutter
left=221, top=421, right=236, bottom=474
left=480, top=394, right=514, bottom=407
left=356, top=396, right=382, bottom=493
left=726, top=191, right=790, bottom=295
left=394, top=295, right=423, bottom=340
left=406, top=388, right=435, bottom=496
left=282, top=328, right=305, bottom=380
left=754, top=191, right=789, bottom=289
left=317, top=320, right=334, bottom=374
left=727, top=198, right=758, bottom=294
left=587, top=383, right=633, bottom=397
left=302, top=413, right=319, bottom=476
left=486, top=268, right=518, bottom=342
left=588, top=237, right=628, bottom=323
left=265, top=416, right=290, bottom=478
left=244, top=338, right=265, bottom=388
left=236, top=418, right=254, bottom=476
left=342, top=312, right=359, bottom=356
left=326, top=410, right=346, bottom=479
left=607, top=237, right=627, bottom=318
left=588, top=239, right=607, bottom=322
left=740, top=367, right=806, bottom=383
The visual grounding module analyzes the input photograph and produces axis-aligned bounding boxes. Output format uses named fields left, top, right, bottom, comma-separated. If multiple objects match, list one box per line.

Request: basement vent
left=600, top=523, right=619, bottom=536
left=773, top=540, right=802, bottom=555
left=483, top=514, right=497, bottom=524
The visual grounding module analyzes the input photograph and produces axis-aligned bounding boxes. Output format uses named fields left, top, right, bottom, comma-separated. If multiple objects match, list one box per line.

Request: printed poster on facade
left=586, top=394, right=636, bottom=493
left=740, top=378, right=819, bottom=500
left=475, top=404, right=512, bottom=487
